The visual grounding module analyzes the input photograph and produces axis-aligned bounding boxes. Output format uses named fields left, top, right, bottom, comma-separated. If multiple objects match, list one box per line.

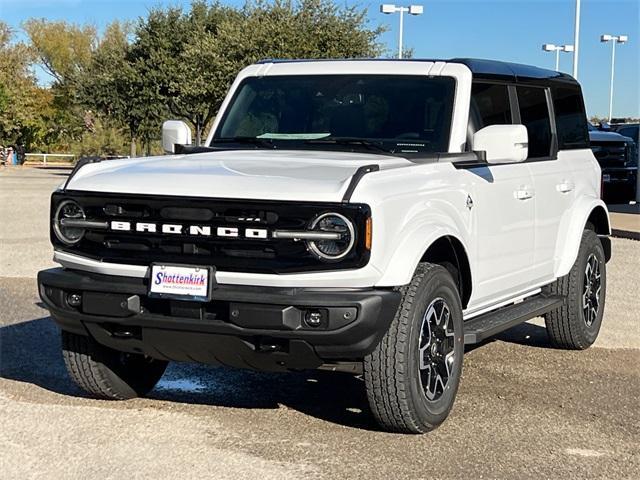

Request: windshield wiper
left=211, top=136, right=276, bottom=148
left=305, top=137, right=393, bottom=154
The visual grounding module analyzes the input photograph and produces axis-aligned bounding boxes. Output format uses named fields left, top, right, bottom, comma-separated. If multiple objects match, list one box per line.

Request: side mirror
left=162, top=120, right=192, bottom=154
left=473, top=125, right=528, bottom=164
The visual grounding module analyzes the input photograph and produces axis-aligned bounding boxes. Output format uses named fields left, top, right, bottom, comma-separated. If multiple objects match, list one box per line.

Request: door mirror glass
left=162, top=120, right=192, bottom=154
left=473, top=125, right=528, bottom=164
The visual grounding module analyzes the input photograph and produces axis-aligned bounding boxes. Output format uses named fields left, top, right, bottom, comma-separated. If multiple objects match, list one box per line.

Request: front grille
left=590, top=141, right=629, bottom=167
left=52, top=191, right=371, bottom=273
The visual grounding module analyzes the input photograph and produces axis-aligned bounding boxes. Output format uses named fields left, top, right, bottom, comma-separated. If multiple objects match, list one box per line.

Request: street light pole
left=573, top=0, right=581, bottom=78
left=398, top=7, right=404, bottom=59
left=380, top=4, right=423, bottom=59
left=601, top=34, right=628, bottom=121
left=608, top=39, right=616, bottom=121
left=542, top=44, right=574, bottom=72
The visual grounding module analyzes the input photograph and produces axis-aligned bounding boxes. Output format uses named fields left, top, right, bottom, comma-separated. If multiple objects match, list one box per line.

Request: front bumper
left=38, top=268, right=400, bottom=371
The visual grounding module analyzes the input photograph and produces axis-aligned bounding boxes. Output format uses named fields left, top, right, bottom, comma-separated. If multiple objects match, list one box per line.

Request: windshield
left=212, top=75, right=456, bottom=154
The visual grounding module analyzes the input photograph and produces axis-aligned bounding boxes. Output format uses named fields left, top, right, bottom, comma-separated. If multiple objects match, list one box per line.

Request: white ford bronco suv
left=39, top=59, right=611, bottom=433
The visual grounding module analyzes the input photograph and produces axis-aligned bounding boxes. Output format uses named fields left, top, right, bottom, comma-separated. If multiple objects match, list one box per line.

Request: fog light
left=305, top=310, right=323, bottom=328
left=67, top=293, right=82, bottom=307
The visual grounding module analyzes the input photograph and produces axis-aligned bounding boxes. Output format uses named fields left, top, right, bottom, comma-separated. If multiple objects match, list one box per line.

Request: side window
left=470, top=83, right=512, bottom=128
left=553, top=86, right=589, bottom=149
left=516, top=86, right=553, bottom=158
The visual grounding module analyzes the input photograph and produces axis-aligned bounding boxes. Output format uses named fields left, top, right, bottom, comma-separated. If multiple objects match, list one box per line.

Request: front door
left=466, top=164, right=536, bottom=307
left=464, top=82, right=536, bottom=308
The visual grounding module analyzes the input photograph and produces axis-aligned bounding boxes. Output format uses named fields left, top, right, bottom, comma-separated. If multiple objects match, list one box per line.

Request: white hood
left=65, top=149, right=410, bottom=202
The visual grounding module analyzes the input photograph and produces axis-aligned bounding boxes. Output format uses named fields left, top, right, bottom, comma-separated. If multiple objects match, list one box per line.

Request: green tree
left=133, top=0, right=384, bottom=145
left=166, top=1, right=240, bottom=145
left=72, top=116, right=130, bottom=158
left=0, top=22, right=52, bottom=150
left=22, top=19, right=96, bottom=85
left=79, top=21, right=167, bottom=157
left=23, top=19, right=98, bottom=150
left=17, top=0, right=385, bottom=155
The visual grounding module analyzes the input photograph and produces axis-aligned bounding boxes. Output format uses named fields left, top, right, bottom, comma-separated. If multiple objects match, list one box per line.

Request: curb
left=23, top=163, right=74, bottom=168
left=3, top=163, right=73, bottom=168
left=611, top=229, right=640, bottom=241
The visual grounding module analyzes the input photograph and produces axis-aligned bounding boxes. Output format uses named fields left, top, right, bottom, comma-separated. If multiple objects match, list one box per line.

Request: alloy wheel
left=583, top=253, right=602, bottom=327
left=418, top=298, right=455, bottom=401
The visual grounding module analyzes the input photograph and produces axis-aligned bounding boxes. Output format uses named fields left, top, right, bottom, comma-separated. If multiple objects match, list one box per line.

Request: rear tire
left=61, top=331, right=168, bottom=399
left=544, top=229, right=607, bottom=349
left=364, top=263, right=464, bottom=433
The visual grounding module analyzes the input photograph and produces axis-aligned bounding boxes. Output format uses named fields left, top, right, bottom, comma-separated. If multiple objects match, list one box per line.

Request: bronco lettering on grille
left=110, top=221, right=268, bottom=239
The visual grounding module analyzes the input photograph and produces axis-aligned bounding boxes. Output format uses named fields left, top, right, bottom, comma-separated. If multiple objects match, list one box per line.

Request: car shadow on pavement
left=0, top=315, right=557, bottom=431
left=465, top=321, right=553, bottom=353
left=0, top=316, right=82, bottom=397
left=0, top=316, right=379, bottom=431
left=494, top=321, right=552, bottom=348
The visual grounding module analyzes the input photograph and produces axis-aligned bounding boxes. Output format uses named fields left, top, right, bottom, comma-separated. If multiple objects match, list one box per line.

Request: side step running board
left=464, top=295, right=564, bottom=344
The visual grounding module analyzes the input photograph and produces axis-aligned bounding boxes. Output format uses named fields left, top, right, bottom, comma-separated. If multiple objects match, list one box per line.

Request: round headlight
left=54, top=200, right=86, bottom=245
left=307, top=213, right=355, bottom=261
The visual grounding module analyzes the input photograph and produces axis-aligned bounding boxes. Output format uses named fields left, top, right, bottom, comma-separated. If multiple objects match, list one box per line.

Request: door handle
left=557, top=181, right=575, bottom=193
left=514, top=188, right=534, bottom=200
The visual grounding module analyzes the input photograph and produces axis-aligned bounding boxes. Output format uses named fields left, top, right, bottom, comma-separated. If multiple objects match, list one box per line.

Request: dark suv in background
left=613, top=123, right=639, bottom=147
left=588, top=123, right=637, bottom=203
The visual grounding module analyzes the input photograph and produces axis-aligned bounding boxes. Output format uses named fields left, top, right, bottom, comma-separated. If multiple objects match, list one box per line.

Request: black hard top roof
left=256, top=57, right=579, bottom=85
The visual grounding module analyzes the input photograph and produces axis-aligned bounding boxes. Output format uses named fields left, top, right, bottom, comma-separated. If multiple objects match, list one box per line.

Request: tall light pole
left=380, top=4, right=423, bottom=59
left=572, top=0, right=581, bottom=78
left=542, top=44, right=574, bottom=71
left=601, top=34, right=628, bottom=121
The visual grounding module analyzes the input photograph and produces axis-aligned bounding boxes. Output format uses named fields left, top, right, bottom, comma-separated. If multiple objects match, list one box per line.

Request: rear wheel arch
left=586, top=205, right=611, bottom=236
left=555, top=200, right=611, bottom=277
left=420, top=236, right=472, bottom=309
left=586, top=205, right=612, bottom=263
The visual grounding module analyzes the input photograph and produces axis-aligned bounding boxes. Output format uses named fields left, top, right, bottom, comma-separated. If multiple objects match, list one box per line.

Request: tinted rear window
left=553, top=86, right=589, bottom=149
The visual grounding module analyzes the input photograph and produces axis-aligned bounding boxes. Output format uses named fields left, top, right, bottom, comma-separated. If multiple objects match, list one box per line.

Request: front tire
left=544, top=228, right=607, bottom=349
left=61, top=331, right=168, bottom=399
left=364, top=263, right=464, bottom=433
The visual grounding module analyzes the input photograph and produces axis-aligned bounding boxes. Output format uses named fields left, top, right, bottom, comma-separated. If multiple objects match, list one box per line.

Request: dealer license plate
left=149, top=264, right=214, bottom=302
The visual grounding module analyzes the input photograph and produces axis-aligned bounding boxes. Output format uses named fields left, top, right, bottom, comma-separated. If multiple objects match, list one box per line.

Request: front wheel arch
left=420, top=236, right=472, bottom=309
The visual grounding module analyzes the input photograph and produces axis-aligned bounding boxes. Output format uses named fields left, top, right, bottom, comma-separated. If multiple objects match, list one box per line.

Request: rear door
left=524, top=85, right=588, bottom=283
left=466, top=83, right=536, bottom=305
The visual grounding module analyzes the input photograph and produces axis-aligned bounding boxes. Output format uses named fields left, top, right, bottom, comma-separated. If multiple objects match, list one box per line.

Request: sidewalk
left=609, top=204, right=640, bottom=240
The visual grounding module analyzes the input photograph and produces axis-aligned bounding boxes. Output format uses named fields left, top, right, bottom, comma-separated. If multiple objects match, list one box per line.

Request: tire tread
left=61, top=331, right=166, bottom=400
left=545, top=229, right=605, bottom=350
left=364, top=263, right=444, bottom=433
left=62, top=331, right=129, bottom=399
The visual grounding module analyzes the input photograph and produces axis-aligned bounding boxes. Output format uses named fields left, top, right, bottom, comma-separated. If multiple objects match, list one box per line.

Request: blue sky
left=1, top=0, right=638, bottom=117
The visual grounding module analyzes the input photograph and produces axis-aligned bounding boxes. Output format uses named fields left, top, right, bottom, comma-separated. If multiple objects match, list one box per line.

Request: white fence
left=24, top=153, right=76, bottom=165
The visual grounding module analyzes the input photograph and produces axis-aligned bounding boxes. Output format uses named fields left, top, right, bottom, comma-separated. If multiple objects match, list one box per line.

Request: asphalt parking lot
left=1, top=167, right=639, bottom=479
